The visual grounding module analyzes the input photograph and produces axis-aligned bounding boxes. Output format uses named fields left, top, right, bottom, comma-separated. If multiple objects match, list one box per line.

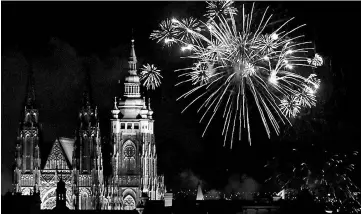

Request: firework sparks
left=266, top=149, right=361, bottom=213
left=191, top=61, right=215, bottom=85
left=152, top=3, right=321, bottom=146
left=279, top=95, right=301, bottom=118
left=305, top=73, right=321, bottom=91
left=140, top=64, right=163, bottom=90
left=173, top=17, right=202, bottom=44
left=308, top=53, right=324, bottom=67
left=205, top=0, right=238, bottom=20
left=314, top=152, right=361, bottom=213
left=296, top=88, right=316, bottom=108
left=150, top=19, right=177, bottom=47
left=176, top=4, right=315, bottom=146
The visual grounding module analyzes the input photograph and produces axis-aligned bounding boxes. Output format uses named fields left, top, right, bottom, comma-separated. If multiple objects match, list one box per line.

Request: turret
left=140, top=97, right=148, bottom=119
left=55, top=177, right=68, bottom=210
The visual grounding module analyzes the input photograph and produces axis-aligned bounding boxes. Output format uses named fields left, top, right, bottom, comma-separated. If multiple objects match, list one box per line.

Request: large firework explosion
left=150, top=1, right=323, bottom=146
left=265, top=149, right=361, bottom=213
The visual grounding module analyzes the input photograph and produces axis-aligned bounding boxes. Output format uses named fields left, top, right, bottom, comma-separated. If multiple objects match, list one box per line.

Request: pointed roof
left=126, top=39, right=138, bottom=78
left=25, top=65, right=36, bottom=108
left=196, top=182, right=204, bottom=200
left=129, top=39, right=137, bottom=63
left=82, top=91, right=91, bottom=108
left=59, top=138, right=75, bottom=164
left=82, top=66, right=93, bottom=108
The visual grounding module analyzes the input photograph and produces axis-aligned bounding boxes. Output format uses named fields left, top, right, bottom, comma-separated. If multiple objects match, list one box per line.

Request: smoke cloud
left=224, top=174, right=260, bottom=200
left=179, top=169, right=201, bottom=189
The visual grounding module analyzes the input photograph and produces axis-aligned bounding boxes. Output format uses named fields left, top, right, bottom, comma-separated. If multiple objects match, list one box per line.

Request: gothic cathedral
left=12, top=40, right=165, bottom=211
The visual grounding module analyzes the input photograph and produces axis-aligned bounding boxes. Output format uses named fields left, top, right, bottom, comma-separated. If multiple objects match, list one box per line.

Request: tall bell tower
left=13, top=67, right=41, bottom=195
left=72, top=78, right=104, bottom=210
left=106, top=39, right=164, bottom=211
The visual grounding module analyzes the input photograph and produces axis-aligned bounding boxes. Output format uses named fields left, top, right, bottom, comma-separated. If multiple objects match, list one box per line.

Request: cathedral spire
left=25, top=65, right=36, bottom=108
left=128, top=39, right=137, bottom=75
left=129, top=29, right=137, bottom=63
left=123, top=39, right=141, bottom=98
left=82, top=66, right=92, bottom=108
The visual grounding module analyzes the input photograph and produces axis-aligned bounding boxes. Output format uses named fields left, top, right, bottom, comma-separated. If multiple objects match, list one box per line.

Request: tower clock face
left=124, top=146, right=135, bottom=157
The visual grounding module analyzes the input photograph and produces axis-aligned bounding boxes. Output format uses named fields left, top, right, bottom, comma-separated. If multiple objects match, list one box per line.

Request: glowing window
left=134, top=123, right=139, bottom=129
left=124, top=146, right=135, bottom=158
left=123, top=195, right=135, bottom=210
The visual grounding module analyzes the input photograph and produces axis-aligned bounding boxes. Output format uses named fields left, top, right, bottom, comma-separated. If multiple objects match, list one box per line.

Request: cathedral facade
left=12, top=40, right=165, bottom=211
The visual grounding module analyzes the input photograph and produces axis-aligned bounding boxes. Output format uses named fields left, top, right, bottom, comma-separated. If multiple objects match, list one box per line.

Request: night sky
left=2, top=2, right=361, bottom=195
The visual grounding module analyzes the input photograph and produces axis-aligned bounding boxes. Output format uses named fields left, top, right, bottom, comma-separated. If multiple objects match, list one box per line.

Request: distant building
left=12, top=39, right=165, bottom=211
left=196, top=183, right=204, bottom=201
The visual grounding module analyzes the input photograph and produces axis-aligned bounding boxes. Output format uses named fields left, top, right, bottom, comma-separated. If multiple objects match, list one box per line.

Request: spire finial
left=114, top=97, right=118, bottom=110
left=129, top=31, right=137, bottom=63
left=132, top=28, right=134, bottom=41
left=82, top=65, right=92, bottom=108
left=130, top=42, right=136, bottom=62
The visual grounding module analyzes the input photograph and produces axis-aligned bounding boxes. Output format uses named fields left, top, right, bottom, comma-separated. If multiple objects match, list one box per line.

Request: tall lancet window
left=123, top=141, right=136, bottom=172
left=26, top=136, right=32, bottom=170
left=31, top=112, right=36, bottom=125
left=82, top=135, right=89, bottom=172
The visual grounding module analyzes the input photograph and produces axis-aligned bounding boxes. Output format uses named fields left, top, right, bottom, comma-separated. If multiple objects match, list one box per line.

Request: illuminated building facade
left=12, top=40, right=165, bottom=211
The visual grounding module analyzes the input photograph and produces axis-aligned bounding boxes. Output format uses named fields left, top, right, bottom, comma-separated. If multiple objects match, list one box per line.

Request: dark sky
left=2, top=2, right=361, bottom=195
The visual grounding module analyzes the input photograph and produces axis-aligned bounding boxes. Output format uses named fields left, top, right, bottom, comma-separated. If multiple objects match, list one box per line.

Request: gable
left=43, top=139, right=72, bottom=170
left=59, top=137, right=75, bottom=165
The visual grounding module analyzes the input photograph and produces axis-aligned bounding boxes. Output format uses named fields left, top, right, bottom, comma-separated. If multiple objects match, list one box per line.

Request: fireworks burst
left=151, top=3, right=323, bottom=146
left=313, top=152, right=361, bottom=213
left=149, top=19, right=177, bottom=47
left=177, top=61, right=217, bottom=86
left=140, top=64, right=163, bottom=90
left=296, top=88, right=316, bottom=108
left=176, top=4, right=315, bottom=146
left=308, top=53, right=324, bottom=67
left=172, top=17, right=202, bottom=44
left=205, top=0, right=238, bottom=20
left=279, top=95, right=301, bottom=118
left=305, top=73, right=321, bottom=92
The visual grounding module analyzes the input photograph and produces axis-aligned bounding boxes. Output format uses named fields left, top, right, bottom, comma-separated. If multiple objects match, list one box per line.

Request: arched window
left=123, top=195, right=135, bottom=210
left=123, top=141, right=136, bottom=172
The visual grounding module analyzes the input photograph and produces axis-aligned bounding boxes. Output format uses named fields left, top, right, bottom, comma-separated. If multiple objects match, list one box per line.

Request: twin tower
left=12, top=40, right=165, bottom=210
